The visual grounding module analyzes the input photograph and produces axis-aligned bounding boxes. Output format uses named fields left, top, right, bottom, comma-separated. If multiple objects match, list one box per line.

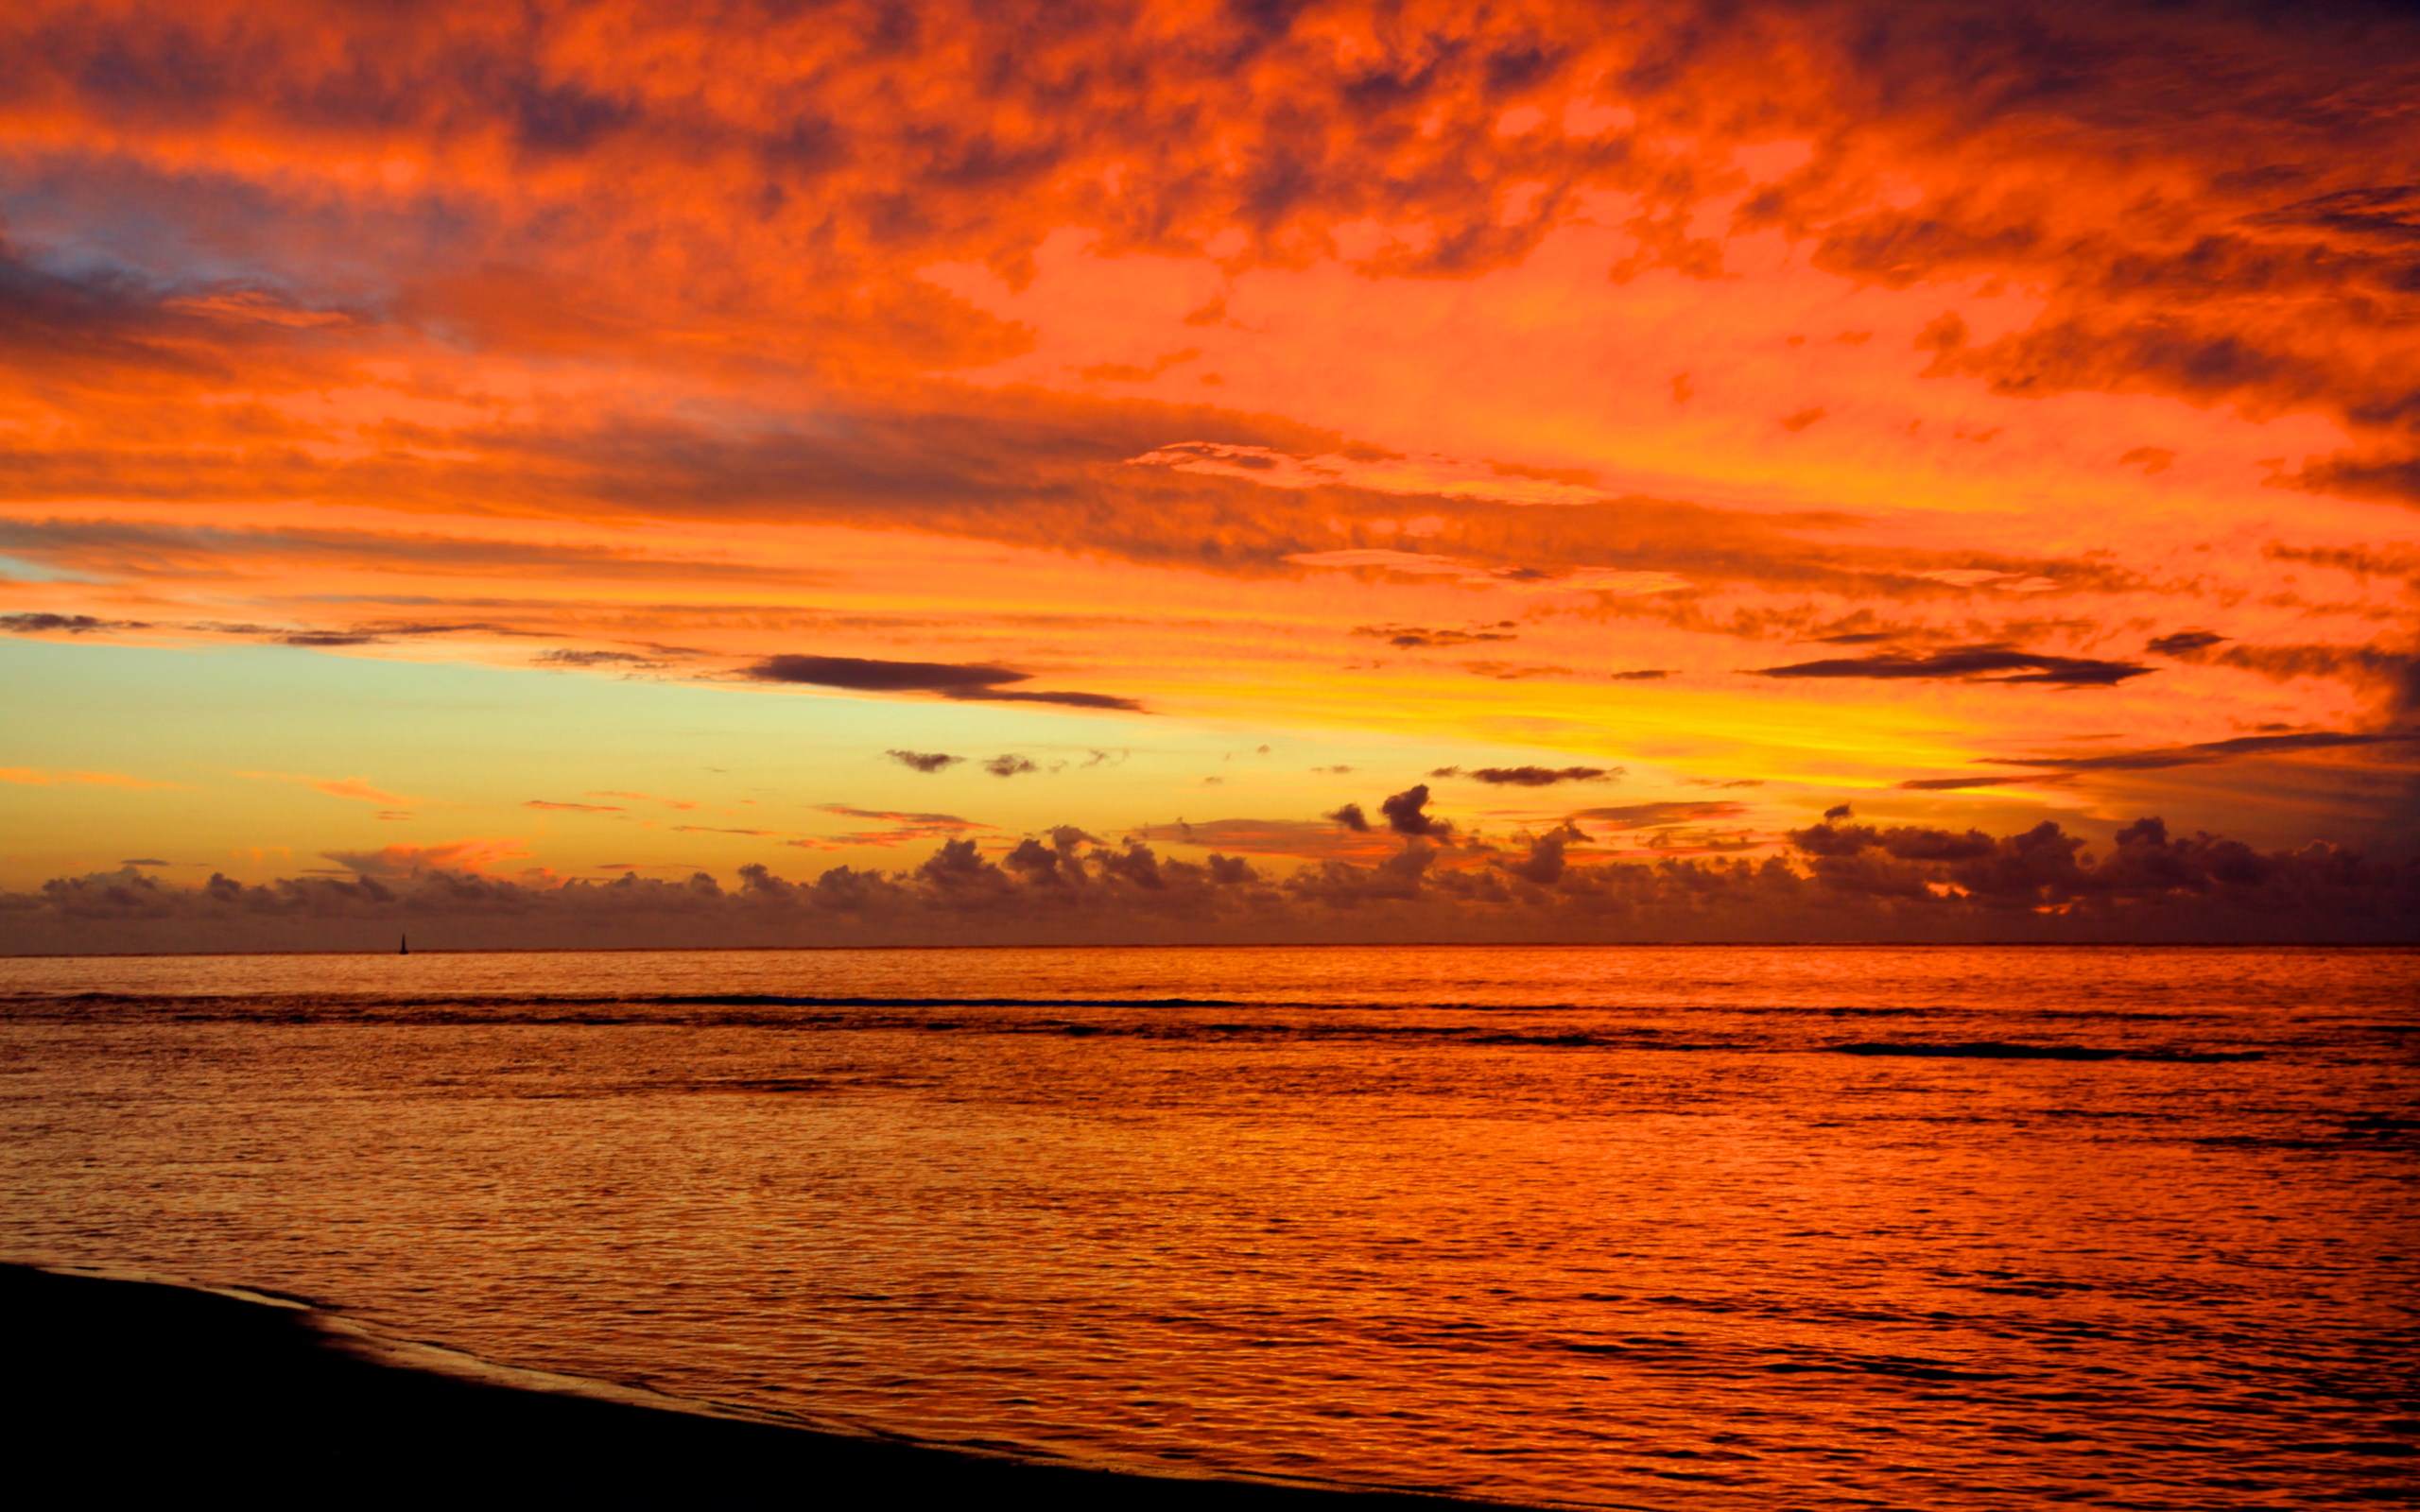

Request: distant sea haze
left=5, top=945, right=2413, bottom=1507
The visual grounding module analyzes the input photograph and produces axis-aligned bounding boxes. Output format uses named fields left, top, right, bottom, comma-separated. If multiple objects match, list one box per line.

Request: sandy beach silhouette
left=10, top=1263, right=1477, bottom=1506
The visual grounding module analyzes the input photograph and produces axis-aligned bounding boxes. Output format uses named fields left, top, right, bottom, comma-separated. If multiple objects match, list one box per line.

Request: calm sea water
left=2, top=946, right=2413, bottom=1506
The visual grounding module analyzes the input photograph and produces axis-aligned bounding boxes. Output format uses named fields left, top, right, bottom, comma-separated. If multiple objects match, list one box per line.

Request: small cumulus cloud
left=1379, top=783, right=1451, bottom=837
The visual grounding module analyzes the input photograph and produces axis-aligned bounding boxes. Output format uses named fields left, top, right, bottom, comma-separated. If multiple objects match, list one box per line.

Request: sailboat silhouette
left=399, top=933, right=409, bottom=955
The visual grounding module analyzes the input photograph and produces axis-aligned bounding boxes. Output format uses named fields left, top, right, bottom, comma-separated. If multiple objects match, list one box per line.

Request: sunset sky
left=4, top=0, right=2417, bottom=946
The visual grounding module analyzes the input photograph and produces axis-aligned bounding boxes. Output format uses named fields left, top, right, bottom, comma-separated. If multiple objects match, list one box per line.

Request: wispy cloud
left=242, top=772, right=411, bottom=806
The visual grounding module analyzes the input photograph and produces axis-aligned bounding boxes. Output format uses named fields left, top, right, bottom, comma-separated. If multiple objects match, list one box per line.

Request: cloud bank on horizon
left=2, top=0, right=2417, bottom=945
left=9, top=813, right=2415, bottom=952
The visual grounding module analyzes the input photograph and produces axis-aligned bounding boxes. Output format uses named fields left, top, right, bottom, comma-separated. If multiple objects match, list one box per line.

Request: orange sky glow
left=3, top=0, right=2416, bottom=947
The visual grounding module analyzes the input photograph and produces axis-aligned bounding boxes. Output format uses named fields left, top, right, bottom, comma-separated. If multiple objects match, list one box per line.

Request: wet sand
left=6, top=1263, right=1484, bottom=1506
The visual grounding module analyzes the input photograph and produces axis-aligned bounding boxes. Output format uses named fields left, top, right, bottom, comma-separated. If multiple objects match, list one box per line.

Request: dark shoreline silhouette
left=5, top=1263, right=1488, bottom=1507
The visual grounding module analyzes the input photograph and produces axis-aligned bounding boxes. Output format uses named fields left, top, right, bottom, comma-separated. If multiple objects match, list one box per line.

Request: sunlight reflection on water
left=3, top=945, right=2414, bottom=1507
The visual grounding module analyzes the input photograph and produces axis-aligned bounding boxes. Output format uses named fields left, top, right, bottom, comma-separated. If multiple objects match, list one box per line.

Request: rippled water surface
left=3, top=946, right=2414, bottom=1506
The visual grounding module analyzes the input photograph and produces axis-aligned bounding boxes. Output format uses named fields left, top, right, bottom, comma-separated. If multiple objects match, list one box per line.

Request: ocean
left=2, top=945, right=2412, bottom=1507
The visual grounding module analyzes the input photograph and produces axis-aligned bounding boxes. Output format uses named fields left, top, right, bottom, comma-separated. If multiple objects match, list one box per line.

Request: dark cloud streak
left=741, top=654, right=1143, bottom=713
left=1756, top=644, right=2154, bottom=687
left=1429, top=765, right=1619, bottom=786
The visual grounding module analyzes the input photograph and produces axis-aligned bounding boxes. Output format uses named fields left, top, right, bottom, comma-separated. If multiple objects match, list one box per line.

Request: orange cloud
left=2, top=0, right=2417, bottom=914
left=239, top=772, right=411, bottom=806
left=320, top=838, right=529, bottom=878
